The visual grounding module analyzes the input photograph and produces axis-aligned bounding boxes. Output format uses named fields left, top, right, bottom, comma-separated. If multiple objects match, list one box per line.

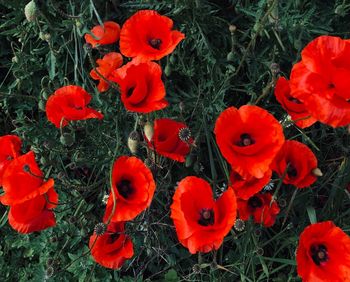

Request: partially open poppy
left=237, top=193, right=280, bottom=227
left=170, top=176, right=237, bottom=254
left=274, top=77, right=317, bottom=128
left=146, top=118, right=192, bottom=163
left=271, top=140, right=318, bottom=188
left=296, top=221, right=350, bottom=282
left=0, top=151, right=54, bottom=206
left=0, top=135, right=22, bottom=187
left=120, top=10, right=185, bottom=61
left=90, top=52, right=123, bottom=92
left=290, top=35, right=350, bottom=127
left=46, top=85, right=104, bottom=128
left=214, top=105, right=285, bottom=179
left=103, top=156, right=156, bottom=222
left=230, top=169, right=272, bottom=200
left=89, top=222, right=134, bottom=269
left=111, top=61, right=168, bottom=113
left=8, top=186, right=58, bottom=234
left=85, top=21, right=120, bottom=48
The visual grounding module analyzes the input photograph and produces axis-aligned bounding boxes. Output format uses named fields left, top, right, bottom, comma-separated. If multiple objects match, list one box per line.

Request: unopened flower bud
left=312, top=168, right=323, bottom=177
left=128, top=131, right=139, bottom=154
left=229, top=24, right=237, bottom=33
left=144, top=121, right=154, bottom=141
left=24, top=0, right=38, bottom=22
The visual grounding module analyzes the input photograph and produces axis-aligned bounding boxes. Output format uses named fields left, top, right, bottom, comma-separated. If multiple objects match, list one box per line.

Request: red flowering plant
left=2, top=1, right=350, bottom=281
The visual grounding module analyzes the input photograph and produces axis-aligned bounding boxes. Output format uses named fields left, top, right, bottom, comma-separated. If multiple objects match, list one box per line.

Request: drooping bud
left=229, top=24, right=237, bottom=33
left=143, top=121, right=154, bottom=141
left=24, top=1, right=38, bottom=22
left=127, top=131, right=139, bottom=154
left=312, top=168, right=323, bottom=177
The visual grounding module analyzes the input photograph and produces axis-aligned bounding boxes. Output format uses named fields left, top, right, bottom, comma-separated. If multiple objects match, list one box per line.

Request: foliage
left=0, top=0, right=350, bottom=281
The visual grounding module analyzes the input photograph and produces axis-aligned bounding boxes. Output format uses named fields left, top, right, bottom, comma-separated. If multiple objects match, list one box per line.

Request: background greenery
left=1, top=0, right=350, bottom=281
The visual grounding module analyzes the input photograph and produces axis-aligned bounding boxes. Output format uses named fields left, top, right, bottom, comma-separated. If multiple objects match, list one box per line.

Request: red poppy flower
left=90, top=52, right=123, bottom=92
left=146, top=118, right=192, bottom=163
left=170, top=176, right=237, bottom=254
left=237, top=193, right=280, bottom=227
left=271, top=140, right=318, bottom=188
left=120, top=10, right=185, bottom=62
left=214, top=105, right=285, bottom=179
left=296, top=221, right=350, bottom=282
left=230, top=169, right=272, bottom=200
left=290, top=35, right=350, bottom=127
left=0, top=135, right=22, bottom=186
left=89, top=222, right=134, bottom=269
left=46, top=85, right=104, bottom=128
left=111, top=61, right=168, bottom=113
left=103, top=156, right=156, bottom=222
left=84, top=21, right=120, bottom=48
left=274, top=77, right=317, bottom=128
left=0, top=151, right=55, bottom=206
left=8, top=186, right=58, bottom=234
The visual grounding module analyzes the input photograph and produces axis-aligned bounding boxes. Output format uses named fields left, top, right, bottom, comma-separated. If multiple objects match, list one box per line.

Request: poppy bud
left=45, top=266, right=54, bottom=278
left=312, top=168, right=323, bottom=177
left=40, top=156, right=48, bottom=166
left=192, top=264, right=201, bottom=274
left=270, top=62, right=280, bottom=75
left=210, top=261, right=218, bottom=270
left=229, top=24, right=237, bottom=33
left=335, top=5, right=346, bottom=17
left=164, top=63, right=172, bottom=77
left=60, top=133, right=75, bottom=147
left=169, top=54, right=176, bottom=64
left=144, top=157, right=155, bottom=169
left=94, top=222, right=107, bottom=236
left=24, top=0, right=38, bottom=22
left=256, top=247, right=264, bottom=256
left=42, top=90, right=50, bottom=100
left=46, top=258, right=54, bottom=266
left=185, top=155, right=194, bottom=167
left=38, top=99, right=46, bottom=111
left=144, top=121, right=154, bottom=141
left=226, top=51, right=235, bottom=62
left=11, top=56, right=18, bottom=63
left=128, top=131, right=139, bottom=154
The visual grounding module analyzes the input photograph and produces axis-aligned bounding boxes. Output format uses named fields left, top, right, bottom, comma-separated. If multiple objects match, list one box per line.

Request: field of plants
left=1, top=0, right=350, bottom=281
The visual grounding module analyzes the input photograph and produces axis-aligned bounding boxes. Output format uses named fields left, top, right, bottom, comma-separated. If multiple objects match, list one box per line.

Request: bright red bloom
left=103, top=156, right=156, bottom=222
left=230, top=169, right=272, bottom=200
left=120, top=10, right=185, bottom=62
left=89, top=222, right=134, bottom=269
left=237, top=193, right=280, bottom=227
left=296, top=221, right=350, bottom=282
left=170, top=176, right=237, bottom=254
left=290, top=35, right=350, bottom=127
left=271, top=140, right=318, bottom=188
left=214, top=105, right=285, bottom=179
left=46, top=85, right=104, bottom=128
left=90, top=52, right=123, bottom=92
left=274, top=77, right=317, bottom=128
left=0, top=135, right=21, bottom=186
left=8, top=186, right=58, bottom=234
left=0, top=151, right=54, bottom=206
left=111, top=61, right=168, bottom=113
left=146, top=118, right=192, bottom=162
left=84, top=21, right=120, bottom=48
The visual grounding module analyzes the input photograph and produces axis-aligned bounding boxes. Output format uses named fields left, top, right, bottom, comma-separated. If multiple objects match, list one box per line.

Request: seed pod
left=128, top=131, right=139, bottom=154
left=178, top=127, right=191, bottom=142
left=24, top=0, right=38, bottom=22
left=143, top=121, right=154, bottom=141
left=38, top=99, right=46, bottom=111
left=94, top=223, right=107, bottom=236
left=234, top=218, right=245, bottom=232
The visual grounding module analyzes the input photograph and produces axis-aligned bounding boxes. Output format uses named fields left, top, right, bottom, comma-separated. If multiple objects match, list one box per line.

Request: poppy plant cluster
left=276, top=35, right=350, bottom=128
left=296, top=221, right=350, bottom=281
left=86, top=10, right=185, bottom=114
left=0, top=135, right=57, bottom=234
left=89, top=156, right=156, bottom=269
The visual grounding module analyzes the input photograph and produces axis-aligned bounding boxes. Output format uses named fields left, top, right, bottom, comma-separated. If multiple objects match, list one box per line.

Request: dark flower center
left=198, top=208, right=214, bottom=226
left=287, top=96, right=302, bottom=104
left=149, top=38, right=162, bottom=50
left=248, top=196, right=263, bottom=208
left=237, top=133, right=255, bottom=147
left=287, top=163, right=297, bottom=178
left=126, top=87, right=135, bottom=97
left=107, top=232, right=121, bottom=244
left=328, top=83, right=335, bottom=89
left=6, top=155, right=13, bottom=161
left=310, top=244, right=329, bottom=266
left=116, top=179, right=133, bottom=199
